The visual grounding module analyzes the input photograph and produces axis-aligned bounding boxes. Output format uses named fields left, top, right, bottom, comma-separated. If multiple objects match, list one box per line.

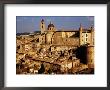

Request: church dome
left=47, top=22, right=56, bottom=31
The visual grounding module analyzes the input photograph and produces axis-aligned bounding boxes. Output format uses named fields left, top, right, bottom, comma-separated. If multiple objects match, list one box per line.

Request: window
left=91, top=59, right=92, bottom=63
left=86, top=38, right=87, bottom=41
left=42, top=26, right=43, bottom=28
left=86, top=34, right=88, bottom=37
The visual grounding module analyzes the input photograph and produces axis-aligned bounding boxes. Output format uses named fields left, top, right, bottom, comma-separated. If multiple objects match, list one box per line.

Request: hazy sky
left=16, top=16, right=94, bottom=33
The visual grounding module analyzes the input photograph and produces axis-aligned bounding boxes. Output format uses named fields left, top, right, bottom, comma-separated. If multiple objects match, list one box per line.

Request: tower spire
left=79, top=23, right=83, bottom=45
left=40, top=19, right=46, bottom=34
left=50, top=21, right=52, bottom=24
left=79, top=23, right=83, bottom=31
left=91, top=24, right=94, bottom=30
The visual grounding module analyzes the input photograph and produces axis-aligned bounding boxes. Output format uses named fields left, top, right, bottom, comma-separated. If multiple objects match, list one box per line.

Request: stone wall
left=52, top=31, right=79, bottom=46
left=86, top=46, right=94, bottom=68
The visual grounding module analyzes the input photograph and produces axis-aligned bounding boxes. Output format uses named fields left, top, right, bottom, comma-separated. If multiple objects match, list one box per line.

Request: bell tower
left=90, top=25, right=94, bottom=45
left=86, top=45, right=94, bottom=68
left=79, top=23, right=83, bottom=45
left=40, top=19, right=46, bottom=34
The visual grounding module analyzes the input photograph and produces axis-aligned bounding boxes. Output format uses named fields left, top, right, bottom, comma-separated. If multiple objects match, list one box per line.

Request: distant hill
left=16, top=31, right=41, bottom=36
left=16, top=32, right=30, bottom=36
left=34, top=31, right=41, bottom=33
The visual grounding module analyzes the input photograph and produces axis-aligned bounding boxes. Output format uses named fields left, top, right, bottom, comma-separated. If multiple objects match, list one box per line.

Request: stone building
left=79, top=24, right=94, bottom=46
left=39, top=19, right=94, bottom=46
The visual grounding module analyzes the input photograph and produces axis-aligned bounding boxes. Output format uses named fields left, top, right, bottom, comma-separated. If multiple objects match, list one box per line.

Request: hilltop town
left=16, top=19, right=94, bottom=74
